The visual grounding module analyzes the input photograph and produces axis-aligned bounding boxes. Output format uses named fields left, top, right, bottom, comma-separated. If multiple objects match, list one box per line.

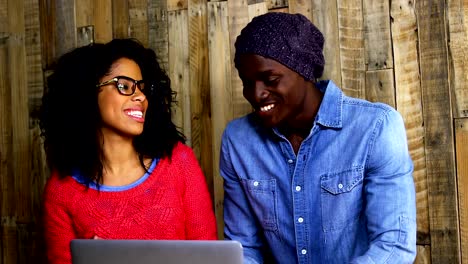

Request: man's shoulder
left=225, top=114, right=257, bottom=134
left=342, top=95, right=397, bottom=118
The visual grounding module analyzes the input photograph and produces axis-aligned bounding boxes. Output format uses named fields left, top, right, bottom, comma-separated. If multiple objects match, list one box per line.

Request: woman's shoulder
left=170, top=142, right=196, bottom=160
left=44, top=172, right=79, bottom=204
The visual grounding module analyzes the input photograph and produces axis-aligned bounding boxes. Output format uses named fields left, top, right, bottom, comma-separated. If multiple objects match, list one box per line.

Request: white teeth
left=127, top=110, right=143, bottom=118
left=260, top=104, right=275, bottom=112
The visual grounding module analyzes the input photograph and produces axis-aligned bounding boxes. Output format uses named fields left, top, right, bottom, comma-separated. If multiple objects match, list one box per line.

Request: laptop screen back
left=70, top=239, right=243, bottom=264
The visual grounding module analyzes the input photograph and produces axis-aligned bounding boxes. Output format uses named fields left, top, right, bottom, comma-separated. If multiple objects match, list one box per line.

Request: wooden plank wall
left=0, top=0, right=467, bottom=263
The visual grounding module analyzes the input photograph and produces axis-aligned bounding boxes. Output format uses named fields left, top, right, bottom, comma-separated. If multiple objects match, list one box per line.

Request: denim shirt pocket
left=320, top=167, right=364, bottom=231
left=241, top=179, right=278, bottom=231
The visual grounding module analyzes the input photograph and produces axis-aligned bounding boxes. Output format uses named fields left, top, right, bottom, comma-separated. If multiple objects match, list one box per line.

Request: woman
left=40, top=39, right=217, bottom=264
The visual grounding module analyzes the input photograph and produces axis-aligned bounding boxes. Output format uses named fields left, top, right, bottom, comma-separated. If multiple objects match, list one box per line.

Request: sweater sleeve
left=176, top=144, right=218, bottom=240
left=43, top=173, right=76, bottom=264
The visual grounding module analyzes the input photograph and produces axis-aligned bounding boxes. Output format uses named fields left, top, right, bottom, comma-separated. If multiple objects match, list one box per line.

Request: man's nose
left=254, top=82, right=269, bottom=100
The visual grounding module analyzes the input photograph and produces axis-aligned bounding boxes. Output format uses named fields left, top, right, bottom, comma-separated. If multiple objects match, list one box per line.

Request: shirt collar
left=315, top=80, right=343, bottom=129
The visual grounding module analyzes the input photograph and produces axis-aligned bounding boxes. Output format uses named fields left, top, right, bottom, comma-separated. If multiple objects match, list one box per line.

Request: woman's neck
left=100, top=133, right=148, bottom=186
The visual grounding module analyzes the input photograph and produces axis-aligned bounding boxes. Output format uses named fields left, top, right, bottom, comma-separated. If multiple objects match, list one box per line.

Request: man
left=220, top=12, right=417, bottom=264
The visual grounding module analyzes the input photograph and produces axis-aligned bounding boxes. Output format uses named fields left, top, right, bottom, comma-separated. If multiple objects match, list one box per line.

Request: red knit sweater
left=43, top=143, right=218, bottom=264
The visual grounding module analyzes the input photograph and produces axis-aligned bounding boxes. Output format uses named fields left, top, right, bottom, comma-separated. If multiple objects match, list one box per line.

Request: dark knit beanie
left=234, top=12, right=325, bottom=81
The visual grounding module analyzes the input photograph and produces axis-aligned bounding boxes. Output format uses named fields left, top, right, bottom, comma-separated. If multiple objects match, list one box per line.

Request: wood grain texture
left=455, top=118, right=468, bottom=263
left=208, top=1, right=233, bottom=238
left=228, top=0, right=251, bottom=119
left=75, top=0, right=92, bottom=28
left=365, top=69, right=395, bottom=107
left=25, top=0, right=45, bottom=116
left=167, top=0, right=188, bottom=11
left=148, top=0, right=169, bottom=70
left=112, top=0, right=129, bottom=38
left=311, top=0, right=342, bottom=86
left=267, top=0, right=288, bottom=9
left=363, top=0, right=392, bottom=70
left=93, top=0, right=112, bottom=43
left=248, top=2, right=268, bottom=20
left=414, top=245, right=431, bottom=264
left=24, top=5, right=46, bottom=254
left=0, top=35, right=15, bottom=264
left=0, top=0, right=7, bottom=33
left=417, top=0, right=460, bottom=262
left=168, top=10, right=191, bottom=146
left=337, top=0, right=365, bottom=99
left=129, top=0, right=149, bottom=47
left=38, top=0, right=56, bottom=68
left=448, top=0, right=468, bottom=118
left=188, top=0, right=213, bottom=201
left=289, top=0, right=312, bottom=20
left=54, top=0, right=76, bottom=57
left=390, top=0, right=429, bottom=243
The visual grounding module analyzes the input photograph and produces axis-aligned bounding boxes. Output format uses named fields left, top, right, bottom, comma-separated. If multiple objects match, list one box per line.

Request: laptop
left=70, top=239, right=243, bottom=264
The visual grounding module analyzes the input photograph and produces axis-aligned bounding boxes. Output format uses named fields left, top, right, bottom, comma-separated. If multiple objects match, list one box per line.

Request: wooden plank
left=456, top=118, right=468, bottom=263
left=93, top=0, right=112, bottom=43
left=168, top=10, right=191, bottom=146
left=0, top=35, right=15, bottom=264
left=38, top=0, right=56, bottom=68
left=416, top=0, right=461, bottom=262
left=365, top=69, right=395, bottom=107
left=271, top=7, right=289, bottom=13
left=248, top=2, right=268, bottom=20
left=75, top=0, right=92, bottom=28
left=129, top=0, right=149, bottom=47
left=227, top=0, right=251, bottom=118
left=24, top=3, right=47, bottom=260
left=7, top=2, right=32, bottom=263
left=6, top=35, right=31, bottom=264
left=55, top=0, right=76, bottom=57
left=8, top=38, right=30, bottom=221
left=448, top=0, right=468, bottom=118
left=363, top=0, right=392, bottom=70
left=148, top=0, right=169, bottom=71
left=0, top=0, right=7, bottom=33
left=167, top=0, right=188, bottom=11
left=207, top=1, right=233, bottom=238
left=112, top=0, right=129, bottom=38
left=188, top=0, right=214, bottom=200
left=266, top=0, right=288, bottom=9
left=8, top=0, right=24, bottom=33
left=289, top=0, right=312, bottom=21
left=311, top=0, right=342, bottom=86
left=337, top=0, right=365, bottom=99
left=390, top=0, right=429, bottom=243
left=25, top=0, right=44, bottom=116
left=414, top=245, right=431, bottom=264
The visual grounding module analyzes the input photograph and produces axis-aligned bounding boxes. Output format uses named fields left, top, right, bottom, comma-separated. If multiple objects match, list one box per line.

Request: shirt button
left=295, top=186, right=301, bottom=191
left=338, top=183, right=344, bottom=189
left=301, top=249, right=307, bottom=255
left=288, top=159, right=294, bottom=164
left=298, top=217, right=304, bottom=223
left=253, top=181, right=259, bottom=187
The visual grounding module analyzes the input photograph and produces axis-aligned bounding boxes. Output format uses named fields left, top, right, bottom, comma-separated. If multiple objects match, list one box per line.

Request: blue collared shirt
left=220, top=80, right=417, bottom=264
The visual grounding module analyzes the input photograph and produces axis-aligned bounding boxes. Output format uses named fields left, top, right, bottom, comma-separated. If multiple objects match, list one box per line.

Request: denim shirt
left=220, top=80, right=417, bottom=264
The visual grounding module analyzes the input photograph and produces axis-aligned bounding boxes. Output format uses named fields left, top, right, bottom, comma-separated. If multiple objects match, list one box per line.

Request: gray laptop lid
left=70, top=239, right=243, bottom=264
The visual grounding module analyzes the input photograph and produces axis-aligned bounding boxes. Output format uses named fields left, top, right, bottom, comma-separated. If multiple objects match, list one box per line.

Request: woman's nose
left=132, top=87, right=146, bottom=101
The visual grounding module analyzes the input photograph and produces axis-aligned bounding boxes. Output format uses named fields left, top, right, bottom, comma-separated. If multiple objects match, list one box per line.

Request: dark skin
left=237, top=54, right=324, bottom=154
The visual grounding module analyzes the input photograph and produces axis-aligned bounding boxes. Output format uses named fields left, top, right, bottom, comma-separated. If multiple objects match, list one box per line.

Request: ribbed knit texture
left=234, top=12, right=325, bottom=81
left=43, top=143, right=218, bottom=264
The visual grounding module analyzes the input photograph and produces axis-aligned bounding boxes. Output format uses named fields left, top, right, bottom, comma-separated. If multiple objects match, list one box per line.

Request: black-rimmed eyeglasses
left=96, top=76, right=146, bottom=96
